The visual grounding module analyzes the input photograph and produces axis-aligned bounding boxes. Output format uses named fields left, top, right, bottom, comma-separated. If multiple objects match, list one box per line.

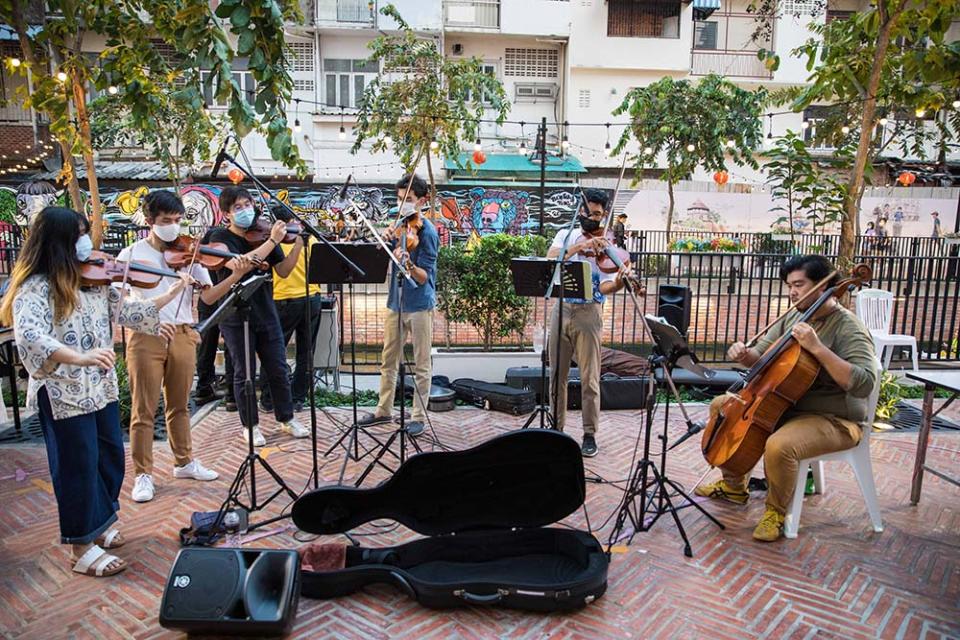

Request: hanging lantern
left=897, top=171, right=916, bottom=186
left=227, top=168, right=243, bottom=185
left=472, top=150, right=487, bottom=165
left=713, top=170, right=729, bottom=186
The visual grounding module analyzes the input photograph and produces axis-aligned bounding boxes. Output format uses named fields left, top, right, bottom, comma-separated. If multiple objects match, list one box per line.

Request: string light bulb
left=726, top=139, right=735, bottom=148
left=383, top=135, right=392, bottom=147
left=56, top=71, right=67, bottom=82
left=474, top=138, right=482, bottom=153
left=338, top=125, right=346, bottom=140
left=518, top=139, right=527, bottom=154
left=643, top=146, right=653, bottom=156
left=767, top=114, right=773, bottom=139
left=107, top=85, right=118, bottom=95
left=430, top=138, right=439, bottom=151
left=686, top=144, right=695, bottom=152
left=953, top=99, right=960, bottom=109
left=800, top=121, right=810, bottom=130
left=879, top=116, right=888, bottom=126
left=841, top=125, right=850, bottom=134
left=294, top=118, right=302, bottom=133
left=9, top=57, right=21, bottom=67
left=561, top=120, right=569, bottom=149
left=915, top=107, right=926, bottom=118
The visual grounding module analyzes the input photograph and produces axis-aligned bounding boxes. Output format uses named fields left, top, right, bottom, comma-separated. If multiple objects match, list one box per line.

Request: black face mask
left=579, top=215, right=602, bottom=233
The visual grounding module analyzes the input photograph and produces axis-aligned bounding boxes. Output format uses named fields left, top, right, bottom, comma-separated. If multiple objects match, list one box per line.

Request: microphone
left=669, top=420, right=705, bottom=451
left=211, top=139, right=230, bottom=178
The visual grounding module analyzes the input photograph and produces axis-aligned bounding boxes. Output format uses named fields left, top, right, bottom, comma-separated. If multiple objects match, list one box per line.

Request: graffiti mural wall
left=0, top=181, right=583, bottom=240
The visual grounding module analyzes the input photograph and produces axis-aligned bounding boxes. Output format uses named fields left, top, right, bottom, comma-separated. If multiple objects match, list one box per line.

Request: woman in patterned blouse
left=0, top=207, right=193, bottom=577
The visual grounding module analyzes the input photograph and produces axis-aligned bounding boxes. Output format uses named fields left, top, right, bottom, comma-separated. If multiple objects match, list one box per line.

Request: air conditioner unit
left=515, top=83, right=558, bottom=102
left=452, top=43, right=464, bottom=55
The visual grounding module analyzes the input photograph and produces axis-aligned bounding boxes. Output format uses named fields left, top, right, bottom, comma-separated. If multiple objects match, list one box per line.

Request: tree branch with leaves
left=351, top=4, right=509, bottom=202
left=612, top=75, right=766, bottom=235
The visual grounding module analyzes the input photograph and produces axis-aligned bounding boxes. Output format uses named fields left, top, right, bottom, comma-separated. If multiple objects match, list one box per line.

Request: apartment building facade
left=0, top=0, right=956, bottom=186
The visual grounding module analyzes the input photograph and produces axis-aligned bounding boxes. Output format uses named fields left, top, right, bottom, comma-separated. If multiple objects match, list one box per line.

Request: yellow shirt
left=273, top=238, right=322, bottom=301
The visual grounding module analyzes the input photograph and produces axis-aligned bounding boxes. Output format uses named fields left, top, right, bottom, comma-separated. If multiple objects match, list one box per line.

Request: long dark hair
left=0, top=206, right=88, bottom=324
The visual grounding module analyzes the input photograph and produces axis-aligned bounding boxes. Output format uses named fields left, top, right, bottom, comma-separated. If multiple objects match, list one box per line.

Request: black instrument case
left=291, top=430, right=608, bottom=611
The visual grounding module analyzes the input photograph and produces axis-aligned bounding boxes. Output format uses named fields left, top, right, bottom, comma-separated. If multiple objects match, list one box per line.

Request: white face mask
left=152, top=222, right=180, bottom=243
left=75, top=234, right=93, bottom=262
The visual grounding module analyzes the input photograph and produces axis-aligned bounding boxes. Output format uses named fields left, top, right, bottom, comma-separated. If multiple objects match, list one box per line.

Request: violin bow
left=112, top=256, right=134, bottom=327
left=744, top=269, right=838, bottom=348
left=604, top=153, right=629, bottom=234
left=394, top=144, right=427, bottom=228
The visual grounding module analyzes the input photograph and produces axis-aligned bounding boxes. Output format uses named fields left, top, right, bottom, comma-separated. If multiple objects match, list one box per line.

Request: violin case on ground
left=504, top=366, right=647, bottom=410
left=450, top=378, right=536, bottom=415
left=291, top=430, right=608, bottom=611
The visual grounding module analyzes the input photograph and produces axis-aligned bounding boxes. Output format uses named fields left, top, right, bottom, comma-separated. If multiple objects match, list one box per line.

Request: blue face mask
left=232, top=206, right=256, bottom=229
left=75, top=234, right=93, bottom=262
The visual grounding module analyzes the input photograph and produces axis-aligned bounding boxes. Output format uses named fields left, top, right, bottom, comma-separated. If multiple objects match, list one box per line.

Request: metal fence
left=0, top=224, right=956, bottom=366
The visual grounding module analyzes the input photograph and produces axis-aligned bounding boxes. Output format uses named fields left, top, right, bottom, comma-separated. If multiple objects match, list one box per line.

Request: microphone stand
left=220, top=136, right=366, bottom=491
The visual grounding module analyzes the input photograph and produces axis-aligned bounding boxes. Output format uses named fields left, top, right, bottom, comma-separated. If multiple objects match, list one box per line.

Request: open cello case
left=291, top=430, right=608, bottom=611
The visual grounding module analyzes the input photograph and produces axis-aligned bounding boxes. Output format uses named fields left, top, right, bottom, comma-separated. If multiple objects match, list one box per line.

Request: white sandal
left=96, top=528, right=124, bottom=549
left=72, top=545, right=126, bottom=577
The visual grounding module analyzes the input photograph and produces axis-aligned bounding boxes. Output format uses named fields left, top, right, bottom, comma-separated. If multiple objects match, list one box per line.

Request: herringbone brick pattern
left=1, top=400, right=959, bottom=639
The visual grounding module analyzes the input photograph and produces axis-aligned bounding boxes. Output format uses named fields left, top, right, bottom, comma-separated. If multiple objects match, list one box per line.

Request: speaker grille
left=164, top=550, right=242, bottom=620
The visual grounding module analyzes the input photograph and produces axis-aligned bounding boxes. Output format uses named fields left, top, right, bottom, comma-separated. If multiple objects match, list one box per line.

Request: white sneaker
left=281, top=419, right=310, bottom=439
left=242, top=426, right=266, bottom=447
left=173, top=459, right=219, bottom=481
left=131, top=474, right=155, bottom=503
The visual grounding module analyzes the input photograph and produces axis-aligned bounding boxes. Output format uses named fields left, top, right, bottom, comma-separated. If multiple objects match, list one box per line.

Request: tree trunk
left=71, top=76, right=102, bottom=248
left=666, top=179, right=675, bottom=237
left=841, top=0, right=908, bottom=272
left=9, top=0, right=83, bottom=211
left=425, top=149, right=437, bottom=210
left=788, top=185, right=796, bottom=244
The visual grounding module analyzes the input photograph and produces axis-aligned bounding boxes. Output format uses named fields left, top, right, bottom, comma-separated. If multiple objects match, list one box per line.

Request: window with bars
left=288, top=41, right=315, bottom=72
left=449, top=63, right=497, bottom=106
left=694, top=21, right=718, bottom=50
left=148, top=40, right=184, bottom=67
left=504, top=48, right=559, bottom=78
left=578, top=89, right=591, bottom=108
left=323, top=58, right=378, bottom=109
left=780, top=0, right=820, bottom=16
left=825, top=9, right=854, bottom=22
left=607, top=0, right=681, bottom=39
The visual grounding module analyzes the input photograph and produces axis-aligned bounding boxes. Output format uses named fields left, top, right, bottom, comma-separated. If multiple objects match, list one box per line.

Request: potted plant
left=433, top=233, right=548, bottom=381
left=668, top=236, right=746, bottom=275
left=770, top=222, right=795, bottom=242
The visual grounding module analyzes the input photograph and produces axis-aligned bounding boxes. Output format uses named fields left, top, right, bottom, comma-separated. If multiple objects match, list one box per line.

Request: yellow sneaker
left=752, top=508, right=785, bottom=542
left=693, top=479, right=749, bottom=505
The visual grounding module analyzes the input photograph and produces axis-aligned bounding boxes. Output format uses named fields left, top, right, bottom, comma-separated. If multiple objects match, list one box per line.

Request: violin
left=81, top=251, right=188, bottom=289
left=393, top=205, right=425, bottom=253
left=244, top=218, right=303, bottom=248
left=699, top=264, right=873, bottom=475
left=163, top=235, right=239, bottom=271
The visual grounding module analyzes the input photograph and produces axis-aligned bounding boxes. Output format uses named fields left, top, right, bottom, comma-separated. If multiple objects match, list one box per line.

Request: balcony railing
left=691, top=51, right=771, bottom=78
left=316, top=0, right=374, bottom=24
left=444, top=0, right=500, bottom=29
left=0, top=102, right=33, bottom=124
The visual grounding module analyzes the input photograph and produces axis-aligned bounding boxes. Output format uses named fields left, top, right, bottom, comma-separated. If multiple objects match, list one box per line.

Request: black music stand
left=606, top=313, right=724, bottom=558
left=510, top=257, right=592, bottom=430
left=197, top=274, right=299, bottom=534
left=312, top=244, right=390, bottom=482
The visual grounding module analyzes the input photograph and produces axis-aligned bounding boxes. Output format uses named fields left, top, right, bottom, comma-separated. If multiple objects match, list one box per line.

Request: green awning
left=444, top=152, right=587, bottom=178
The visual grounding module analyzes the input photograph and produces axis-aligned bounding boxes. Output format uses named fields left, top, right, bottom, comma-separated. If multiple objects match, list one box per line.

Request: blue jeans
left=221, top=311, right=294, bottom=427
left=36, top=387, right=124, bottom=544
left=260, top=295, right=322, bottom=406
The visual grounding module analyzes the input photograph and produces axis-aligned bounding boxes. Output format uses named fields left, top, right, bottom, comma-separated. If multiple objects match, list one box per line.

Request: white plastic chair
left=783, top=363, right=883, bottom=538
left=854, top=288, right=918, bottom=372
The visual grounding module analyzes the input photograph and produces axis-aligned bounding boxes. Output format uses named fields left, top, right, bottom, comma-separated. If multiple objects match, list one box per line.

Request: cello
left=700, top=263, right=872, bottom=475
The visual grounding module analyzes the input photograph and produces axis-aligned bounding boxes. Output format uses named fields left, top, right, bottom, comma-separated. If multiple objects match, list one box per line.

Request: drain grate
left=878, top=402, right=959, bottom=432
left=0, top=398, right=203, bottom=445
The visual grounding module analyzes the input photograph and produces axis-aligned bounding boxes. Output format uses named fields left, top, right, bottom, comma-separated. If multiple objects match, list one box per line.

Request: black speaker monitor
left=657, top=283, right=692, bottom=337
left=160, top=548, right=300, bottom=637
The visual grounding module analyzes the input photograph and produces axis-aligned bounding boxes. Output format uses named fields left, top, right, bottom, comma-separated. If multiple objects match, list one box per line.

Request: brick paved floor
left=1, top=401, right=959, bottom=640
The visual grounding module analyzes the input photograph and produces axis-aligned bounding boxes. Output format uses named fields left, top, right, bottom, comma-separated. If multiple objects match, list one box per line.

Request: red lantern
left=472, top=150, right=487, bottom=165
left=713, top=170, right=729, bottom=186
left=227, top=167, right=243, bottom=185
left=897, top=171, right=916, bottom=186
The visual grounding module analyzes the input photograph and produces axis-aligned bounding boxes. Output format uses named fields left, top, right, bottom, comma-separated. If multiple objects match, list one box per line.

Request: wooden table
left=906, top=370, right=960, bottom=504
